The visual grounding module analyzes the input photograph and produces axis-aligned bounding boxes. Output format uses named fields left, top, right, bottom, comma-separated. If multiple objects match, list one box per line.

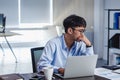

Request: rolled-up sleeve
left=85, top=46, right=94, bottom=55
left=76, top=42, right=94, bottom=56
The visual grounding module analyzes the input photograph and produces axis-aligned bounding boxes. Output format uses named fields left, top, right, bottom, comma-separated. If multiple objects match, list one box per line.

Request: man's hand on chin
left=77, top=34, right=91, bottom=46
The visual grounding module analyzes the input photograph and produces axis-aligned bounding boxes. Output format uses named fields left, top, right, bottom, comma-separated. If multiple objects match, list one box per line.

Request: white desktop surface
left=95, top=68, right=120, bottom=80
left=0, top=31, right=21, bottom=37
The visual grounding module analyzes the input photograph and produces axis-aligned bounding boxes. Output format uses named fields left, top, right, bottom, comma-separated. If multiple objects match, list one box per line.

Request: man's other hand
left=58, top=68, right=64, bottom=74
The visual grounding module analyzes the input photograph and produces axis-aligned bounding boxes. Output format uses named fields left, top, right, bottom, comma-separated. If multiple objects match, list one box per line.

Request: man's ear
left=68, top=28, right=73, bottom=34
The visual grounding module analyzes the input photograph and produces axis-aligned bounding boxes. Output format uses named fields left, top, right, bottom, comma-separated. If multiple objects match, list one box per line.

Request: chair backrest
left=0, top=14, right=6, bottom=33
left=3, top=16, right=6, bottom=33
left=31, top=47, right=44, bottom=73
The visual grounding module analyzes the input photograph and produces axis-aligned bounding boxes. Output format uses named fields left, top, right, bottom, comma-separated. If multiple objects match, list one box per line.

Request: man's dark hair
left=63, top=14, right=86, bottom=33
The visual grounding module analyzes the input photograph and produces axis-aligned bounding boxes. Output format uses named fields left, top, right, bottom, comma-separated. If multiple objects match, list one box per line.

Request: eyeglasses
left=71, top=27, right=85, bottom=33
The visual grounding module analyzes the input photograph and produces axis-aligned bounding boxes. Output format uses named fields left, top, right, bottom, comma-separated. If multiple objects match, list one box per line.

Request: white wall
left=105, top=0, right=120, bottom=9
left=53, top=0, right=94, bottom=31
left=94, top=0, right=104, bottom=58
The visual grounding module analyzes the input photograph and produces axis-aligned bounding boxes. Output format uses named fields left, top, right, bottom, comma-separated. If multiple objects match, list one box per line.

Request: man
left=37, top=14, right=94, bottom=74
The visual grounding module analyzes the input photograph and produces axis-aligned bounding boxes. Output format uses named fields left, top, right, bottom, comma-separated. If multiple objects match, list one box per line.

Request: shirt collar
left=61, top=34, right=67, bottom=50
left=61, top=34, right=76, bottom=50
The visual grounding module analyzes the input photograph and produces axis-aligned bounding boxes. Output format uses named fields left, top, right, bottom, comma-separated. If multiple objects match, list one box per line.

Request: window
left=0, top=0, right=53, bottom=28
left=0, top=0, right=18, bottom=27
left=20, top=0, right=53, bottom=27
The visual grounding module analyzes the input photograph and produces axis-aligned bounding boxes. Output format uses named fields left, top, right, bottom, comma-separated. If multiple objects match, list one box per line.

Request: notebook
left=0, top=74, right=23, bottom=80
left=102, top=65, right=120, bottom=70
left=54, top=55, right=98, bottom=79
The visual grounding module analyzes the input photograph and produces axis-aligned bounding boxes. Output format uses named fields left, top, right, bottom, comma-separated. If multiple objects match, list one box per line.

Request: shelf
left=109, top=33, right=120, bottom=49
left=109, top=28, right=120, bottom=30
left=106, top=9, right=120, bottom=65
left=105, top=9, right=120, bottom=11
left=109, top=48, right=120, bottom=50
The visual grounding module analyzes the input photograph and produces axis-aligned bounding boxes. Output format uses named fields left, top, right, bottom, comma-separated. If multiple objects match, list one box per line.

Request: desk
left=0, top=31, right=20, bottom=63
left=3, top=67, right=120, bottom=80
left=0, top=73, right=109, bottom=80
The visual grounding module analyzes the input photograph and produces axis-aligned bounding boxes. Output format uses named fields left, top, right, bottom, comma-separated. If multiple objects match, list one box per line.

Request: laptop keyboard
left=54, top=73, right=64, bottom=78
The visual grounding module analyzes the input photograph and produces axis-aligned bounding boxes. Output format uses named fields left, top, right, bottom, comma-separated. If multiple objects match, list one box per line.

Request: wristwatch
left=86, top=45, right=92, bottom=47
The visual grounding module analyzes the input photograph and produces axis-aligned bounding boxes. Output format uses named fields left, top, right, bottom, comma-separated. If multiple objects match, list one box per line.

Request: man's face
left=71, top=26, right=85, bottom=42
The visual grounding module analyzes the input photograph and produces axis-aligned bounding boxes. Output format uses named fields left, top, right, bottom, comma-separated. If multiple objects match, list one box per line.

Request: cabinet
left=106, top=9, right=120, bottom=65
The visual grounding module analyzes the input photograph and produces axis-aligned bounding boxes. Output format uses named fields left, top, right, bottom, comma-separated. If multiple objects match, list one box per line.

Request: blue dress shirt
left=37, top=34, right=94, bottom=73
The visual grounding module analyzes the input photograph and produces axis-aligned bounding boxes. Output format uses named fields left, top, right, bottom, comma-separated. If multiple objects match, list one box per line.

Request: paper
left=95, top=68, right=120, bottom=80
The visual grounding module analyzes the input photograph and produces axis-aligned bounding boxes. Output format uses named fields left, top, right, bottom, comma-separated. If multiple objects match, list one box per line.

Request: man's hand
left=58, top=68, right=64, bottom=74
left=78, top=33, right=91, bottom=47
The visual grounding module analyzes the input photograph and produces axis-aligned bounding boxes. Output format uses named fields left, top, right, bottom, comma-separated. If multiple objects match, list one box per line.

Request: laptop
left=54, top=55, right=98, bottom=79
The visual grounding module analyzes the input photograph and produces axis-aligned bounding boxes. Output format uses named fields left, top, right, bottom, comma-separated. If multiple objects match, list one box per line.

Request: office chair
left=0, top=14, right=6, bottom=33
left=31, top=47, right=44, bottom=73
left=3, top=16, right=6, bottom=33
left=0, top=14, right=6, bottom=56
